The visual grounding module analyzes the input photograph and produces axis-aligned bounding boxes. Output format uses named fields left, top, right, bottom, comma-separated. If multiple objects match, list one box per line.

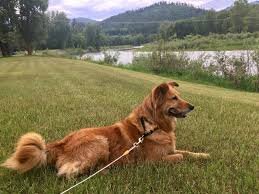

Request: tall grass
left=129, top=43, right=259, bottom=92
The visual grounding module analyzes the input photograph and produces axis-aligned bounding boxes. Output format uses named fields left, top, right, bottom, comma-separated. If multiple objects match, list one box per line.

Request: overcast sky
left=48, top=0, right=211, bottom=21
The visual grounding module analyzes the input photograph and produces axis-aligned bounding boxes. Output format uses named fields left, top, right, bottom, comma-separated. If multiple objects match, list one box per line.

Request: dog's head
left=151, top=81, right=194, bottom=119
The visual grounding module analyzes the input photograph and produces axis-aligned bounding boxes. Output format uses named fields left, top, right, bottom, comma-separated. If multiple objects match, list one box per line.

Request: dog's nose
left=188, top=104, right=194, bottom=110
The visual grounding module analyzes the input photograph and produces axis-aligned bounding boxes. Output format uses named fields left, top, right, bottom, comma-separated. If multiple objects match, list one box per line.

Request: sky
left=48, top=0, right=210, bottom=21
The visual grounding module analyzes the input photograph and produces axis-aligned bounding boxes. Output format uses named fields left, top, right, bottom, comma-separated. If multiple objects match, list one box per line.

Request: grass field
left=0, top=56, right=258, bottom=194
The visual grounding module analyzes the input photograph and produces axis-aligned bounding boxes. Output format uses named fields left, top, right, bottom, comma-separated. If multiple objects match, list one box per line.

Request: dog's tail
left=1, top=132, right=47, bottom=173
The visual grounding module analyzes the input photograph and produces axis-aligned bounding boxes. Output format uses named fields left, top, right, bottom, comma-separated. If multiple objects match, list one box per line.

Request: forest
left=0, top=1, right=206, bottom=56
left=1, top=0, right=259, bottom=56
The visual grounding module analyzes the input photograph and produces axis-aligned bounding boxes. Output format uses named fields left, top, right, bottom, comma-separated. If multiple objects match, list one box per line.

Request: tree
left=71, top=33, right=85, bottom=48
left=252, top=50, right=259, bottom=91
left=245, top=6, right=259, bottom=33
left=230, top=0, right=249, bottom=33
left=159, top=23, right=175, bottom=40
left=175, top=20, right=195, bottom=38
left=18, top=0, right=48, bottom=55
left=47, top=12, right=70, bottom=49
left=0, top=0, right=17, bottom=56
left=203, top=10, right=217, bottom=35
left=85, top=24, right=102, bottom=50
left=216, top=11, right=231, bottom=34
left=70, top=18, right=86, bottom=48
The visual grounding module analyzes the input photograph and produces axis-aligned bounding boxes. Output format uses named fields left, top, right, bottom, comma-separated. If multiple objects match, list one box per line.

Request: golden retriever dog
left=1, top=81, right=209, bottom=178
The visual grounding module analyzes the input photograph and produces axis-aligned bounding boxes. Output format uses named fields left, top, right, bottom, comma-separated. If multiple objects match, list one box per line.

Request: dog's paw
left=57, top=162, right=80, bottom=179
left=195, top=153, right=210, bottom=159
left=173, top=153, right=184, bottom=161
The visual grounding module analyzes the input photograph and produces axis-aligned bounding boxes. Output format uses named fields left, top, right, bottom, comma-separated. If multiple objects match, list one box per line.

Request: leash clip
left=133, top=136, right=144, bottom=147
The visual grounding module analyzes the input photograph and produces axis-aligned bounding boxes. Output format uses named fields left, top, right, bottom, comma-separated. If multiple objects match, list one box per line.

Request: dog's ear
left=168, top=81, right=179, bottom=87
left=152, top=83, right=169, bottom=107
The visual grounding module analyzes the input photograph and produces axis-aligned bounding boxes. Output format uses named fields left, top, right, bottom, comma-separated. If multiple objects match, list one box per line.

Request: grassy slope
left=0, top=56, right=258, bottom=194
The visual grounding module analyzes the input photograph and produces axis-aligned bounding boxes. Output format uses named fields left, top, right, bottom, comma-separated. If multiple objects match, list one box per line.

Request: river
left=82, top=49, right=257, bottom=75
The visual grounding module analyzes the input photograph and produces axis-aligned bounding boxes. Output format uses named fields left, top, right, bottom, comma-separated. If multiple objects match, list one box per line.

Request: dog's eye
left=172, top=96, right=178, bottom=100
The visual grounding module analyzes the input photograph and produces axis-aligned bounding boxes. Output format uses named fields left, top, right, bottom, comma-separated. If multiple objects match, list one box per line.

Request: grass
left=140, top=33, right=259, bottom=51
left=0, top=56, right=258, bottom=194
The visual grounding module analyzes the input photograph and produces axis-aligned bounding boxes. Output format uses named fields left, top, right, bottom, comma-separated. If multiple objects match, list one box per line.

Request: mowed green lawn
left=0, top=56, right=258, bottom=194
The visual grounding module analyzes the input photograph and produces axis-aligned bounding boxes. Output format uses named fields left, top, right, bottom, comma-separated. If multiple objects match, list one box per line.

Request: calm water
left=82, top=50, right=141, bottom=65
left=82, top=50, right=257, bottom=74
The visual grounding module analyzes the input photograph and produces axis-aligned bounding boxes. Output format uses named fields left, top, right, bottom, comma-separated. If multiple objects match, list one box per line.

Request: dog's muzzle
left=168, top=105, right=194, bottom=118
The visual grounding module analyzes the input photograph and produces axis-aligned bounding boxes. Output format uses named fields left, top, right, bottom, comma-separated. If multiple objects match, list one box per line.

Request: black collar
left=140, top=117, right=158, bottom=138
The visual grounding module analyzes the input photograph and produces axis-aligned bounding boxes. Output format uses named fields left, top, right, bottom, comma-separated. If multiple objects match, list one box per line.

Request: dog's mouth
left=168, top=108, right=191, bottom=118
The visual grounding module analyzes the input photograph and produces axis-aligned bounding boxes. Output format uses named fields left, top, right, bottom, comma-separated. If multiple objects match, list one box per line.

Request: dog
left=1, top=81, right=209, bottom=178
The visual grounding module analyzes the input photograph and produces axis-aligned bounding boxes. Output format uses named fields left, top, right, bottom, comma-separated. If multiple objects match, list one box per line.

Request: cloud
left=48, top=0, right=209, bottom=20
left=48, top=5, right=72, bottom=15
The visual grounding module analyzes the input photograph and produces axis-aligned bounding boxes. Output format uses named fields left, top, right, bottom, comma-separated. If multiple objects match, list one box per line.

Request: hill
left=0, top=56, right=258, bottom=193
left=156, top=0, right=259, bottom=39
left=104, top=2, right=207, bottom=23
left=71, top=17, right=97, bottom=24
left=101, top=2, right=207, bottom=36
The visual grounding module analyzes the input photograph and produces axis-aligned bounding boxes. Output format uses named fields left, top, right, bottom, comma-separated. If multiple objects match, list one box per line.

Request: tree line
left=0, top=1, right=209, bottom=56
left=0, top=0, right=106, bottom=56
left=0, top=0, right=111, bottom=56
left=1, top=0, right=259, bottom=56
left=159, top=0, right=259, bottom=39
left=0, top=0, right=151, bottom=56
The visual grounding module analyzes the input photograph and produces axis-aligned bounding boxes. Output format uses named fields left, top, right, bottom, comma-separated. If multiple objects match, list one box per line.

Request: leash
left=60, top=117, right=156, bottom=194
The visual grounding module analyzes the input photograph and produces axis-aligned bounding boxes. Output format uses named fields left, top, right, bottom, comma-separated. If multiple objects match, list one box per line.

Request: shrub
left=251, top=50, right=259, bottom=91
left=103, top=51, right=119, bottom=65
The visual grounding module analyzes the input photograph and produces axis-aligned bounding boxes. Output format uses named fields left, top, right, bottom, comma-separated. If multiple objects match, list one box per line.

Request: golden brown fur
left=1, top=81, right=209, bottom=178
left=1, top=133, right=46, bottom=173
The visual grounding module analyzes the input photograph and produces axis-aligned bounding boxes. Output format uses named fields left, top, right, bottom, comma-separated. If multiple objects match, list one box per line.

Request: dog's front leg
left=162, top=154, right=184, bottom=163
left=174, top=150, right=210, bottom=159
